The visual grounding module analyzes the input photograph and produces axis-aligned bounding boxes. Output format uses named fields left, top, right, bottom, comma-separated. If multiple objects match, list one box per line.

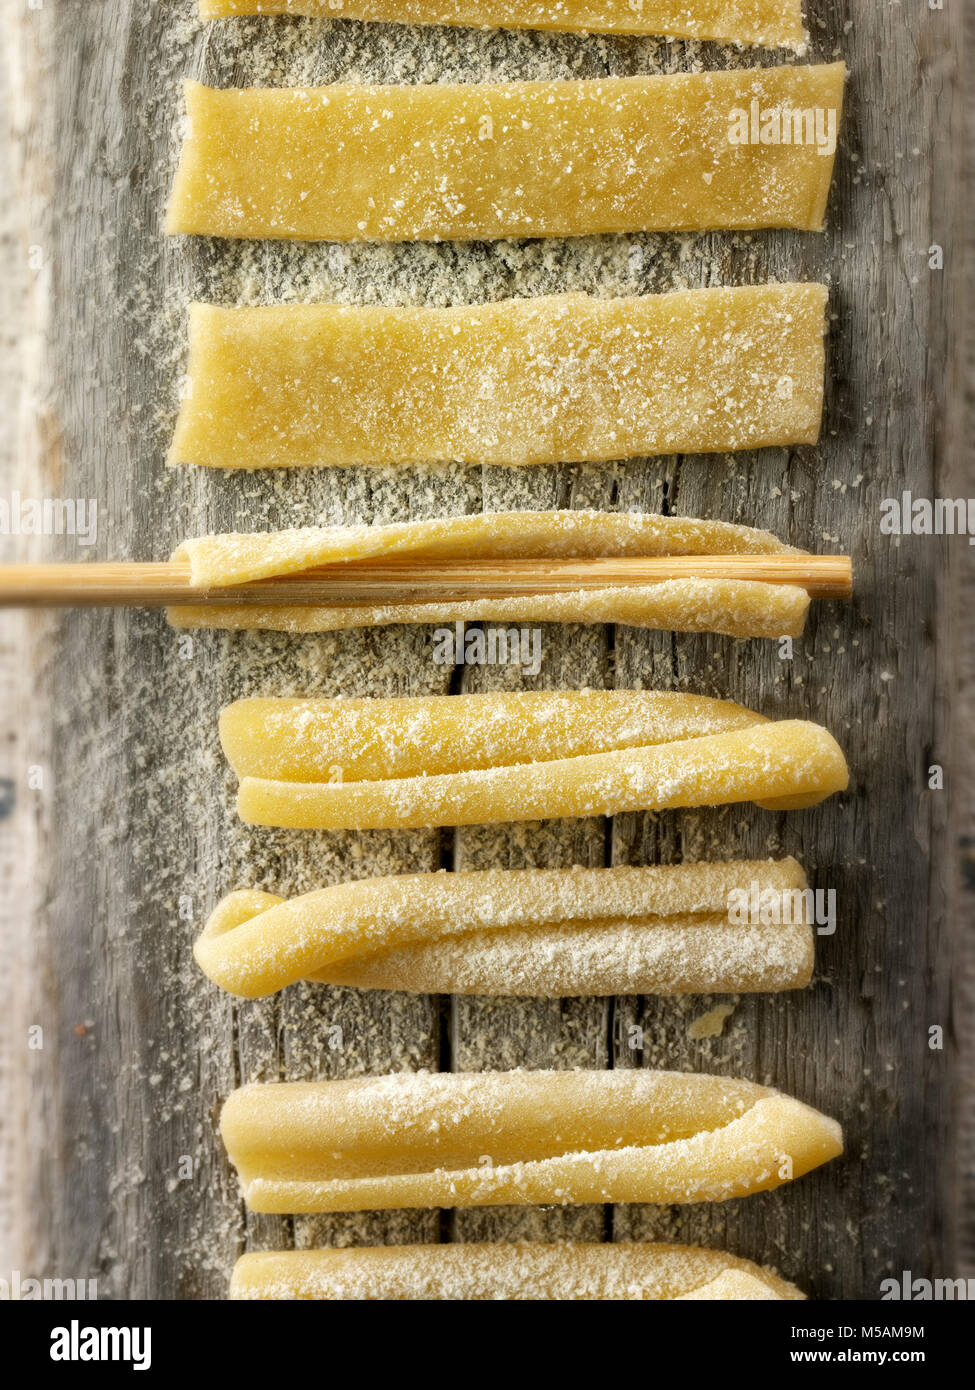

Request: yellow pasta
left=167, top=67, right=842, bottom=241
left=229, top=1242, right=807, bottom=1301
left=675, top=1268, right=801, bottom=1300
left=175, top=511, right=800, bottom=587
left=173, top=582, right=809, bottom=638
left=168, top=510, right=810, bottom=638
left=219, top=689, right=849, bottom=831
left=234, top=722, right=847, bottom=828
left=220, top=1070, right=843, bottom=1212
left=167, top=286, right=827, bottom=469
left=196, top=858, right=815, bottom=998
left=199, top=0, right=807, bottom=49
left=221, top=690, right=769, bottom=781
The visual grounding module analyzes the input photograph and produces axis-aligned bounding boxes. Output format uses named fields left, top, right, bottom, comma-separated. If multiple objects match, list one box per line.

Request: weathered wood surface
left=2, top=0, right=969, bottom=1298
left=954, top=0, right=975, bottom=1279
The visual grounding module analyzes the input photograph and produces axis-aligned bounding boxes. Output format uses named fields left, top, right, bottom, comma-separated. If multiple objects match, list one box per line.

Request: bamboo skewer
left=0, top=555, right=853, bottom=607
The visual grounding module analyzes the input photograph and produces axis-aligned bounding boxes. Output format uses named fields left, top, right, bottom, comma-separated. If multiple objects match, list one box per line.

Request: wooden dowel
left=0, top=555, right=853, bottom=607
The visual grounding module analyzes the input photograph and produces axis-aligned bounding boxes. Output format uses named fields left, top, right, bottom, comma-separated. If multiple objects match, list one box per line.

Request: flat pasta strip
left=172, top=582, right=809, bottom=638
left=229, top=1242, right=806, bottom=1301
left=220, top=690, right=765, bottom=780
left=219, top=689, right=849, bottom=830
left=167, top=66, right=842, bottom=241
left=199, top=0, right=808, bottom=49
left=196, top=858, right=815, bottom=998
left=234, top=722, right=849, bottom=828
left=168, top=286, right=827, bottom=469
left=168, top=510, right=810, bottom=638
left=220, top=1070, right=844, bottom=1212
left=174, top=511, right=799, bottom=587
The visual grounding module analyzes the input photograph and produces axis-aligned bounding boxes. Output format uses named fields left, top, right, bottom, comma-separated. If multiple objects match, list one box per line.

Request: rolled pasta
left=166, top=67, right=842, bottom=241
left=219, top=690, right=849, bottom=831
left=168, top=509, right=811, bottom=638
left=195, top=858, right=815, bottom=998
left=167, top=285, right=827, bottom=469
left=229, top=1242, right=807, bottom=1301
left=198, top=0, right=807, bottom=49
left=220, top=1070, right=844, bottom=1212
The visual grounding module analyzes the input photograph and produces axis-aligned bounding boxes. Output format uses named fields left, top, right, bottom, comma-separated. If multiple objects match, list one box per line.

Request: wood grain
left=0, top=554, right=855, bottom=605
left=1, top=0, right=967, bottom=1299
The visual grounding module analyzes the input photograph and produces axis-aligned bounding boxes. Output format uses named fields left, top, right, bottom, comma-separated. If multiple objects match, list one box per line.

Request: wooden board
left=1, top=0, right=969, bottom=1298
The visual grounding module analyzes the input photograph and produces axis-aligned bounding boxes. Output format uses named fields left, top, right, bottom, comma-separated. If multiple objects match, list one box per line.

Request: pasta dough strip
left=220, top=690, right=772, bottom=782
left=219, top=689, right=848, bottom=830
left=167, top=67, right=842, bottom=242
left=220, top=1070, right=844, bottom=1212
left=171, top=582, right=809, bottom=638
left=235, top=722, right=848, bottom=829
left=173, top=512, right=801, bottom=586
left=229, top=1242, right=806, bottom=1301
left=199, top=0, right=807, bottom=49
left=196, top=858, right=815, bottom=998
left=168, top=510, right=811, bottom=637
left=167, top=285, right=827, bottom=469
